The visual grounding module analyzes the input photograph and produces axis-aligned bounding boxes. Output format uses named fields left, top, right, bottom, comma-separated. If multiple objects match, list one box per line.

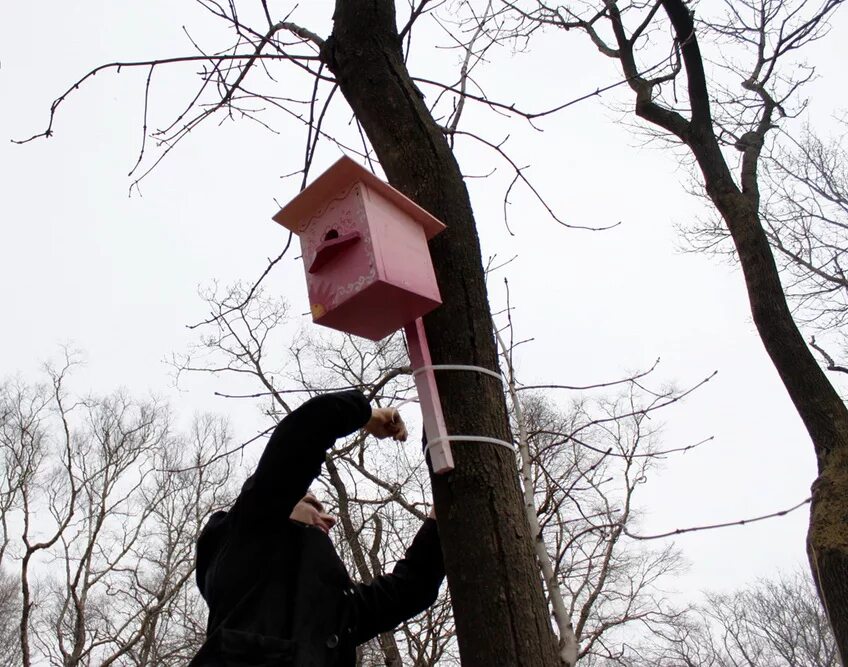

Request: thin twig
left=186, top=240, right=292, bottom=331
left=13, top=53, right=319, bottom=145
left=625, top=496, right=812, bottom=540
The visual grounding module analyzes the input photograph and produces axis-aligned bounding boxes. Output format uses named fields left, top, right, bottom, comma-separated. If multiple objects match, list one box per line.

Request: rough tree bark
left=646, top=1, right=848, bottom=660
left=322, top=2, right=561, bottom=665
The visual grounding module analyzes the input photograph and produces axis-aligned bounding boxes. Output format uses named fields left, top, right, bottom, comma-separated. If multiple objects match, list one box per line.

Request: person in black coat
left=189, top=389, right=445, bottom=667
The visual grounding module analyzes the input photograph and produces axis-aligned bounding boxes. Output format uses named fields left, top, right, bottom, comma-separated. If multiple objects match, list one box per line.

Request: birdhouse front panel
left=300, top=182, right=376, bottom=323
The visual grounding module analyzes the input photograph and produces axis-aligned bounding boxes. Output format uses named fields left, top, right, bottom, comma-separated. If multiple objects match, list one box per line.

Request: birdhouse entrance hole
left=308, top=230, right=362, bottom=274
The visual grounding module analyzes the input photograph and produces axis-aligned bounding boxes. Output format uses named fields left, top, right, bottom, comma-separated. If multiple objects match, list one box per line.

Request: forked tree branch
left=13, top=53, right=320, bottom=146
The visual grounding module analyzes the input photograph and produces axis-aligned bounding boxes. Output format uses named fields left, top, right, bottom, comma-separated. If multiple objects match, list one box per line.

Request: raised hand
left=364, top=407, right=408, bottom=442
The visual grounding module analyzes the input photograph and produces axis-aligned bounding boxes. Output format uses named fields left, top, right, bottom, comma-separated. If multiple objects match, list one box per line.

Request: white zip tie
left=412, top=364, right=505, bottom=384
left=393, top=367, right=502, bottom=408
left=425, top=435, right=515, bottom=454
left=408, top=364, right=514, bottom=456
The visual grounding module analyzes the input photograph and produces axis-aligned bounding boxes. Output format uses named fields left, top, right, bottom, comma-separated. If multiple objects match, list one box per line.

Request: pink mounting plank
left=404, top=318, right=454, bottom=474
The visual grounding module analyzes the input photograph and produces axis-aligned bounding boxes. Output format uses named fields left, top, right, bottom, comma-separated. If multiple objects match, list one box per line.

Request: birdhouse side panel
left=361, top=187, right=442, bottom=305
left=300, top=183, right=377, bottom=321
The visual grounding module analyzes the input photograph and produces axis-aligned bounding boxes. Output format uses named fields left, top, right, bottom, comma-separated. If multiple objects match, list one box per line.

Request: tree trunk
left=323, top=2, right=560, bottom=665
left=655, top=2, right=848, bottom=660
left=712, top=190, right=848, bottom=667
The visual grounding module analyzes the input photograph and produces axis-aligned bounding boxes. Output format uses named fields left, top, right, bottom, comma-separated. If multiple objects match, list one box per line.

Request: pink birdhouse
left=273, top=156, right=446, bottom=341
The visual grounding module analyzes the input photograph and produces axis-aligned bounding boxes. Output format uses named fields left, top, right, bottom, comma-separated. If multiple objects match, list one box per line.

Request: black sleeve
left=351, top=518, right=445, bottom=643
left=229, top=390, right=372, bottom=531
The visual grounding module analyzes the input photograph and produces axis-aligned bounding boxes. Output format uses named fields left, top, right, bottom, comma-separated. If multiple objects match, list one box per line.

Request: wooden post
left=404, top=317, right=454, bottom=474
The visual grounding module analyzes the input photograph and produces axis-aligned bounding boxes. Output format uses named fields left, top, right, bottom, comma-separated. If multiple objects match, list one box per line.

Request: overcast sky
left=3, top=0, right=847, bottom=605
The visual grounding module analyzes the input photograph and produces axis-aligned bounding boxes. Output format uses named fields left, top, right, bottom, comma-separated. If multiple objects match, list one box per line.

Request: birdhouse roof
left=272, top=156, right=446, bottom=240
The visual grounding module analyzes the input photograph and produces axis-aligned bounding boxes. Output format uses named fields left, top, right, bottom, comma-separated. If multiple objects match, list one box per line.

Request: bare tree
left=490, top=275, right=713, bottom=666
left=481, top=0, right=848, bottom=657
left=631, top=568, right=838, bottom=667
left=99, top=414, right=235, bottom=666
left=0, top=357, right=235, bottom=666
left=689, top=116, right=848, bottom=369
left=523, top=390, right=692, bottom=666
left=0, top=570, right=22, bottom=667
left=763, top=122, right=848, bottom=342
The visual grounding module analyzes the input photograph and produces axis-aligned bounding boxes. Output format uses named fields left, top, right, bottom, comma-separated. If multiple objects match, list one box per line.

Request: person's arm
left=229, top=390, right=372, bottom=529
left=349, top=517, right=445, bottom=643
